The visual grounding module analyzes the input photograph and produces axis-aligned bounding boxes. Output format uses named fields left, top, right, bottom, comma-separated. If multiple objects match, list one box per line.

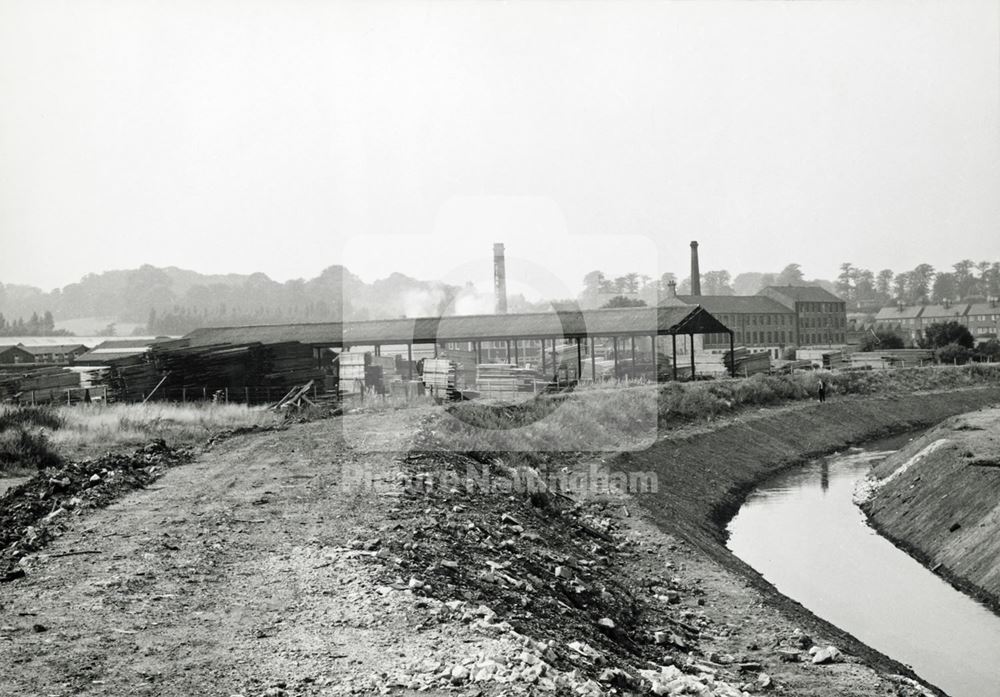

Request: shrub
left=0, top=427, right=63, bottom=471
left=0, top=406, right=64, bottom=432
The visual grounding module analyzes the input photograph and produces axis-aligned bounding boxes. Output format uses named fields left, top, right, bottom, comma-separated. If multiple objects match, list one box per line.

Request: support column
left=576, top=338, right=582, bottom=380
left=630, top=336, right=636, bottom=374
left=541, top=339, right=547, bottom=374
left=590, top=337, right=597, bottom=382
left=613, top=337, right=619, bottom=378
left=408, top=343, right=413, bottom=380
left=506, top=340, right=512, bottom=364
left=513, top=340, right=519, bottom=366
left=689, top=333, right=696, bottom=379
left=651, top=334, right=657, bottom=380
left=729, top=331, right=736, bottom=378
left=671, top=334, right=678, bottom=380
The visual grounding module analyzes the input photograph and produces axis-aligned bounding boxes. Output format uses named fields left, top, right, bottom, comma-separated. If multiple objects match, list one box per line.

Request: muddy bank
left=863, top=407, right=1000, bottom=615
left=617, top=387, right=1000, bottom=683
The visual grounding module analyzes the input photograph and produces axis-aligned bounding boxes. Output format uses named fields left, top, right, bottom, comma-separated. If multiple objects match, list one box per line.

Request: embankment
left=616, top=387, right=1000, bottom=681
left=863, top=407, right=1000, bottom=614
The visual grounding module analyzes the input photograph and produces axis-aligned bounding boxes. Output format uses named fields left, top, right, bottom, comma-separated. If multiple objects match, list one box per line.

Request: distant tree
left=677, top=277, right=692, bottom=295
left=953, top=259, right=977, bottom=299
left=855, top=269, right=876, bottom=303
left=701, top=270, right=734, bottom=295
left=858, top=329, right=905, bottom=351
left=892, top=272, right=911, bottom=301
left=602, top=295, right=647, bottom=308
left=582, top=271, right=606, bottom=297
left=836, top=262, right=855, bottom=300
left=98, top=323, right=117, bottom=337
left=775, top=264, right=805, bottom=286
left=931, top=273, right=958, bottom=303
left=920, top=321, right=974, bottom=349
left=876, top=269, right=894, bottom=299
left=907, top=264, right=934, bottom=303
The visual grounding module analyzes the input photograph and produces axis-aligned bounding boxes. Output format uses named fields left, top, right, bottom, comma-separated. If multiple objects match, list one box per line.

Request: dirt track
left=0, top=407, right=480, bottom=696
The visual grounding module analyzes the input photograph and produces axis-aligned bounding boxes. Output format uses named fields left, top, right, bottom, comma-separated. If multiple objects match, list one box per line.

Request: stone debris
left=809, top=645, right=842, bottom=664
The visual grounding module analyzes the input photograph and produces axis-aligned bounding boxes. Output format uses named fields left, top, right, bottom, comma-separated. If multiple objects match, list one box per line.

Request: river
left=727, top=437, right=1000, bottom=697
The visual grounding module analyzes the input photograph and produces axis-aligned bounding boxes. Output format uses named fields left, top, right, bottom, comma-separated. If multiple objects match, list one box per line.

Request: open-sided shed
left=182, top=305, right=736, bottom=379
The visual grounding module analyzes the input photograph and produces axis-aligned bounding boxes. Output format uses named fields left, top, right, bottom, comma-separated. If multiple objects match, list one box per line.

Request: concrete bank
left=864, top=407, right=1000, bottom=615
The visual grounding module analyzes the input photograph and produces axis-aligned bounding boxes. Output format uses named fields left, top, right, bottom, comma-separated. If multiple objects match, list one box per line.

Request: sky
left=1, top=0, right=998, bottom=297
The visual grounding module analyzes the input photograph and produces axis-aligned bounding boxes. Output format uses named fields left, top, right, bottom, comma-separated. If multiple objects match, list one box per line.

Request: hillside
left=863, top=407, right=1000, bottom=611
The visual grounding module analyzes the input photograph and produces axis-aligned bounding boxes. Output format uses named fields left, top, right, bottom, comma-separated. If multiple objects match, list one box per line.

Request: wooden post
left=407, top=343, right=413, bottom=380
left=245, top=386, right=249, bottom=403
left=551, top=340, right=557, bottom=378
left=31, top=390, right=36, bottom=406
left=630, top=336, right=636, bottom=374
left=671, top=334, right=677, bottom=380
left=513, top=340, right=519, bottom=366
left=506, top=340, right=512, bottom=364
left=576, top=338, right=582, bottom=380
left=476, top=341, right=482, bottom=364
left=541, top=339, right=547, bottom=374
left=67, top=390, right=71, bottom=406
left=729, top=331, right=736, bottom=378
left=613, top=337, right=619, bottom=378
left=590, top=337, right=597, bottom=382
left=225, top=387, right=229, bottom=403
left=651, top=333, right=657, bottom=380
left=689, top=334, right=696, bottom=379
left=182, top=387, right=187, bottom=402
left=203, top=386, right=207, bottom=400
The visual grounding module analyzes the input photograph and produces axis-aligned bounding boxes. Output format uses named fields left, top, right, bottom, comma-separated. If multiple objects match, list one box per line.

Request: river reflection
left=727, top=446, right=1000, bottom=697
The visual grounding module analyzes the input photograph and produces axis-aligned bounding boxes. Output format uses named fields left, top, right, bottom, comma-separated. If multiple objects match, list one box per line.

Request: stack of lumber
left=101, top=341, right=324, bottom=403
left=476, top=364, right=541, bottom=401
left=796, top=348, right=847, bottom=369
left=849, top=349, right=934, bottom=370
left=690, top=347, right=771, bottom=377
left=439, top=348, right=477, bottom=387
left=422, top=359, right=457, bottom=398
left=0, top=365, right=82, bottom=403
left=338, top=352, right=370, bottom=393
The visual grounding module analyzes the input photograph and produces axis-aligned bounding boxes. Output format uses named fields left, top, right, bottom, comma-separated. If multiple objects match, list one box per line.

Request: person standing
left=818, top=380, right=827, bottom=403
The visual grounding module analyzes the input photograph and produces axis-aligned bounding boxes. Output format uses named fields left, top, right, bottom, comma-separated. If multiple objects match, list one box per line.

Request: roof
left=73, top=338, right=169, bottom=365
left=675, top=295, right=792, bottom=315
left=920, top=304, right=970, bottom=319
left=967, top=303, right=1000, bottom=315
left=19, top=344, right=87, bottom=355
left=874, top=305, right=924, bottom=321
left=758, top=285, right=843, bottom=305
left=182, top=306, right=733, bottom=348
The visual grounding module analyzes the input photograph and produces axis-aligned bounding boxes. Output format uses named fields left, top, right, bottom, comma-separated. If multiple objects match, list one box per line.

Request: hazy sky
left=1, top=0, right=998, bottom=296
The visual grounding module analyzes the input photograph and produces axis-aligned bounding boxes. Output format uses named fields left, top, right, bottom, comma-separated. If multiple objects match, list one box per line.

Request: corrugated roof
left=676, top=295, right=792, bottom=315
left=182, top=306, right=732, bottom=347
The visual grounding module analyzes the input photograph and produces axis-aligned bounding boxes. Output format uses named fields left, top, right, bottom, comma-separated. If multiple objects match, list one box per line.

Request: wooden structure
left=180, top=305, right=737, bottom=380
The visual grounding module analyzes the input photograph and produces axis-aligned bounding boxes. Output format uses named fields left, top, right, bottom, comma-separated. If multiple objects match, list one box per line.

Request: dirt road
left=0, top=407, right=495, bottom=696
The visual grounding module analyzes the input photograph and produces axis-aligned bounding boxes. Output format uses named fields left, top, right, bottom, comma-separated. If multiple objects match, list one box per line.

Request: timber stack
left=421, top=358, right=457, bottom=399
left=101, top=340, right=324, bottom=403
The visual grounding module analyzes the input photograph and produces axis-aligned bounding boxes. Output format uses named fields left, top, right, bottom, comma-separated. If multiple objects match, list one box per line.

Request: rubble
left=0, top=439, right=192, bottom=578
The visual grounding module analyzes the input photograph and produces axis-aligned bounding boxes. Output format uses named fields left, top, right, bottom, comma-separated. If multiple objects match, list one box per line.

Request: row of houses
left=873, top=301, right=1000, bottom=344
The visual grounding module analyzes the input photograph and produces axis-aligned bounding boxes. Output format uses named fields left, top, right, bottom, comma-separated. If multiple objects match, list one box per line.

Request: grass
left=47, top=402, right=283, bottom=460
left=432, top=364, right=1000, bottom=454
left=0, top=428, right=63, bottom=473
left=0, top=405, right=64, bottom=432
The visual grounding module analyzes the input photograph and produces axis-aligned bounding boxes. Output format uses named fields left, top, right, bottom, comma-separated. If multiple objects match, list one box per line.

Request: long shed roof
left=182, top=305, right=732, bottom=348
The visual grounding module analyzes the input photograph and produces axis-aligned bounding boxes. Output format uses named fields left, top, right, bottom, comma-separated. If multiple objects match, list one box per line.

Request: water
left=727, top=444, right=1000, bottom=697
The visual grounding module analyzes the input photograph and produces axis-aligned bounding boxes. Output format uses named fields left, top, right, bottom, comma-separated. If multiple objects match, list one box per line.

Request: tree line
left=0, top=311, right=72, bottom=337
left=837, top=260, right=1000, bottom=307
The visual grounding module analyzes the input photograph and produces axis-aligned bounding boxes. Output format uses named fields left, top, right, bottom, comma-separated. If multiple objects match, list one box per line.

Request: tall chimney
left=667, top=280, right=677, bottom=298
left=493, top=243, right=508, bottom=314
left=689, top=241, right=701, bottom=296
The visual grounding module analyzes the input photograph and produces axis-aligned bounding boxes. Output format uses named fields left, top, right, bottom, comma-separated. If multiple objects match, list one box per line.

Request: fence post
left=225, top=388, right=229, bottom=403
left=182, top=387, right=186, bottom=402
left=245, top=386, right=249, bottom=404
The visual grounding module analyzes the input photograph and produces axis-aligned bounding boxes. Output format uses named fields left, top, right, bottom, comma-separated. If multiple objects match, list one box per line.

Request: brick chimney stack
left=689, top=241, right=701, bottom=297
left=493, top=243, right=508, bottom=314
left=667, top=280, right=677, bottom=298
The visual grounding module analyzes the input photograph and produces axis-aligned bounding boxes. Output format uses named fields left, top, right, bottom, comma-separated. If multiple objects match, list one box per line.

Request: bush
left=0, top=427, right=63, bottom=471
left=0, top=406, right=64, bottom=432
left=921, top=321, right=974, bottom=350
left=936, top=342, right=972, bottom=365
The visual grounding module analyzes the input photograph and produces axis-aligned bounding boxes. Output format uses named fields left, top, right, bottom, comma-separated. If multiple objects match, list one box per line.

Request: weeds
left=0, top=405, right=64, bottom=432
left=0, top=428, right=62, bottom=472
